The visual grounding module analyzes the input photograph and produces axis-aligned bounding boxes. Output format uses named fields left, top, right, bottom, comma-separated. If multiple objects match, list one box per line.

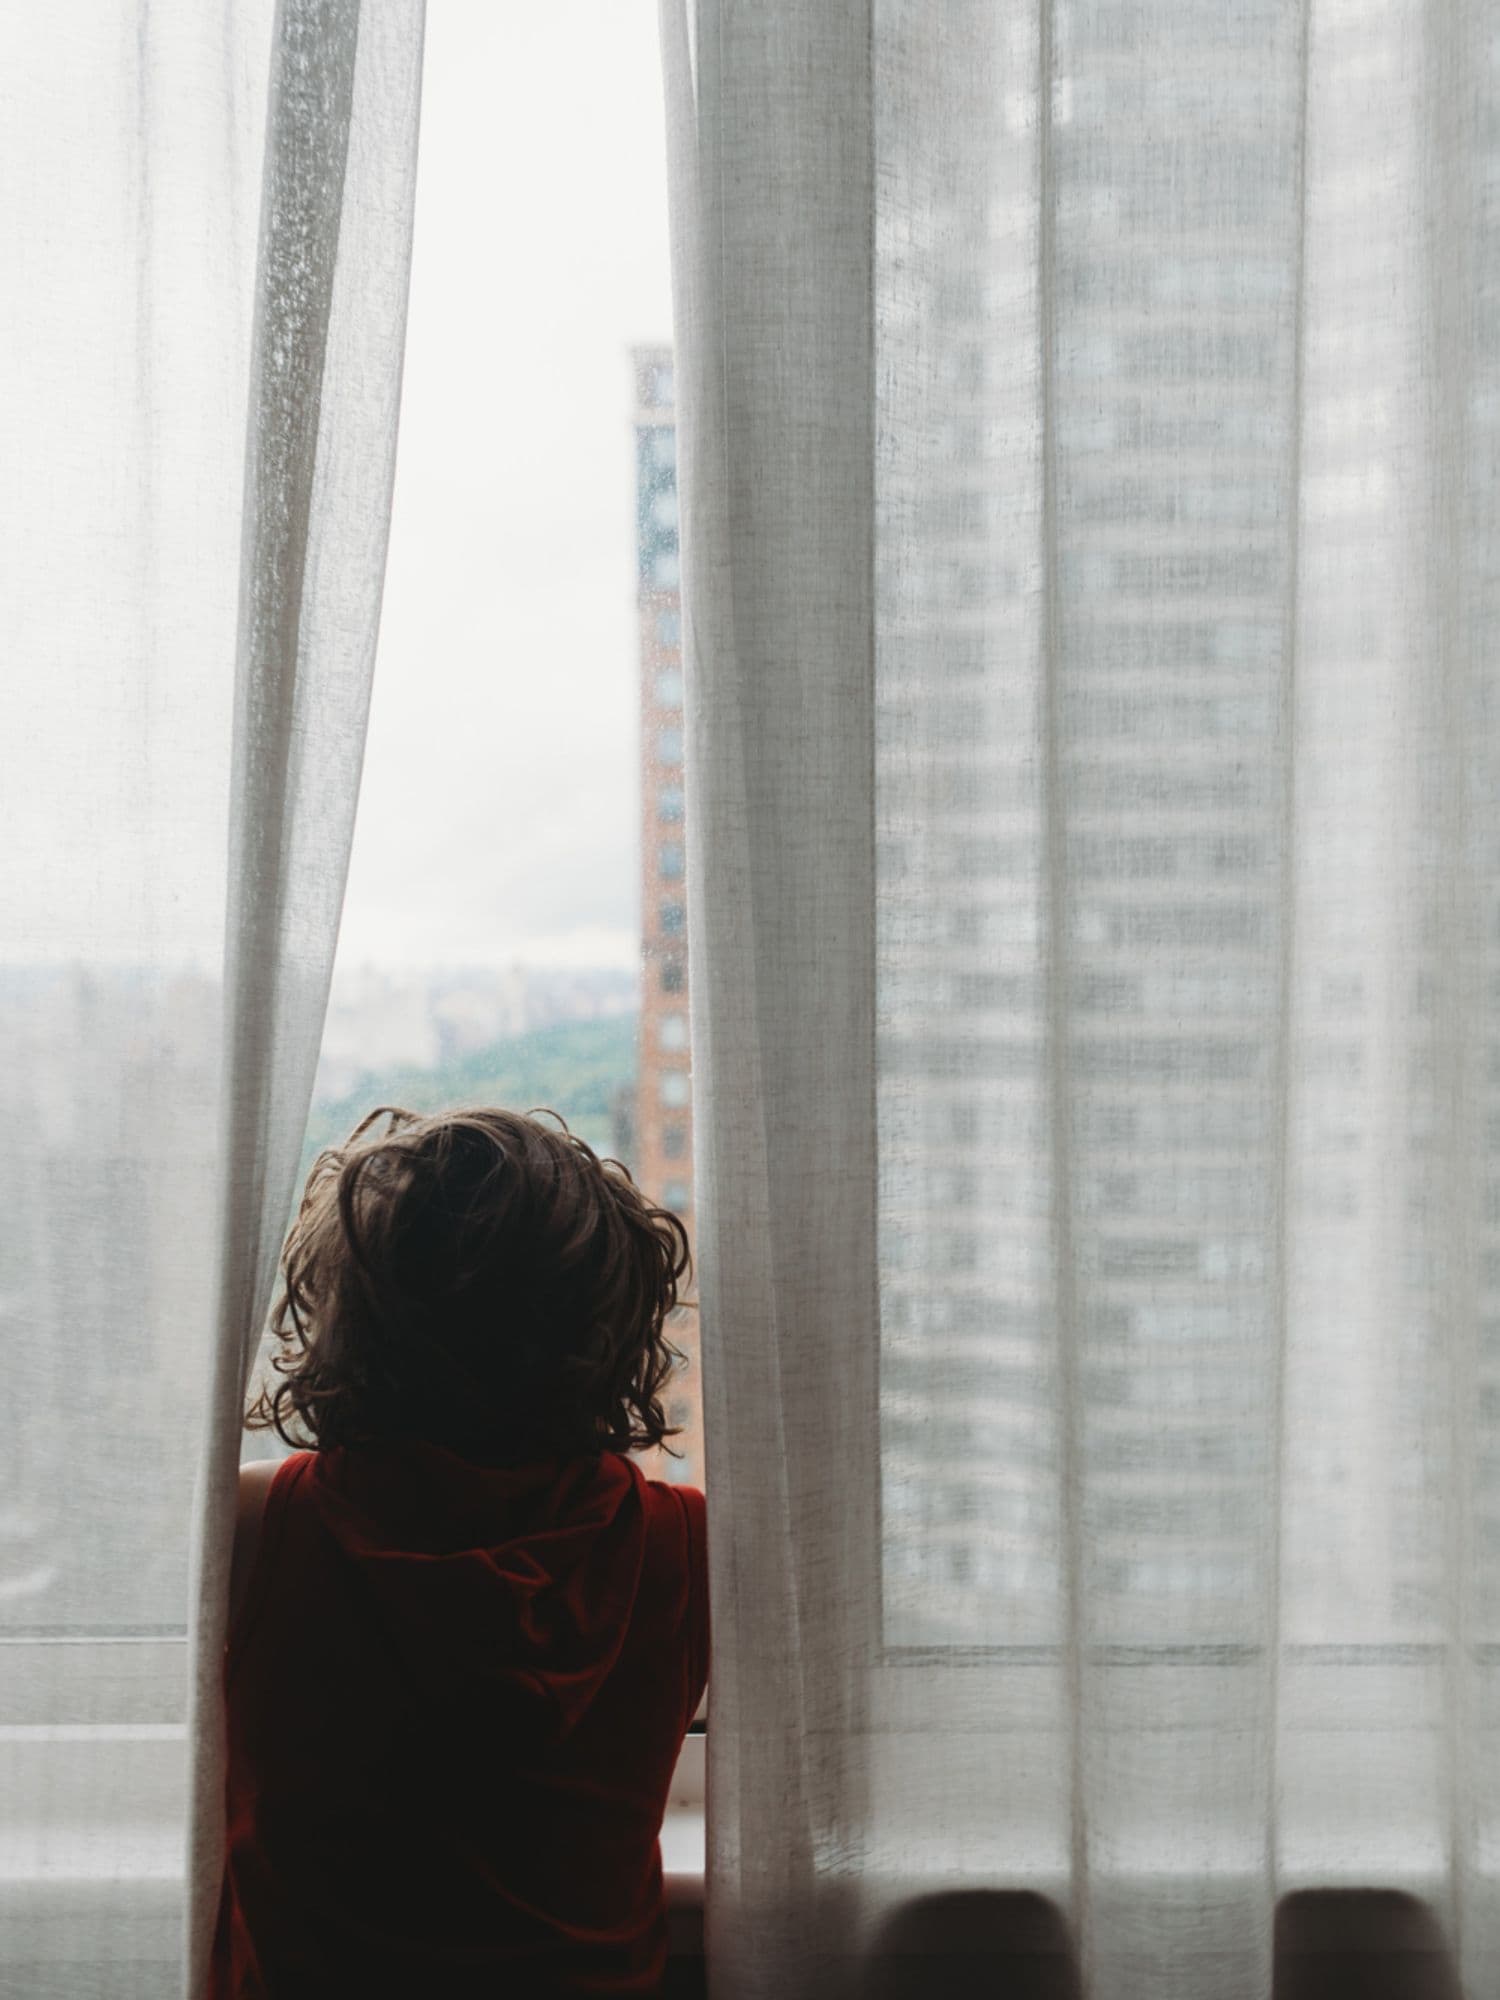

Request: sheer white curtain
left=665, top=1, right=1500, bottom=1995
left=1, top=6, right=422, bottom=1996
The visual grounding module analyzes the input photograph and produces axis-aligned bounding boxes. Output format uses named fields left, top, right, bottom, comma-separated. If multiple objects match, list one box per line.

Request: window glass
left=663, top=1179, right=691, bottom=1211
left=873, top=9, right=1330, bottom=1656
left=660, top=1071, right=690, bottom=1108
left=281, top=11, right=703, bottom=1498
left=657, top=725, right=684, bottom=764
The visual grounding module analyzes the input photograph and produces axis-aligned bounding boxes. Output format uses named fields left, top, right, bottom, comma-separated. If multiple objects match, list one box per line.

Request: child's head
left=248, top=1106, right=690, bottom=1463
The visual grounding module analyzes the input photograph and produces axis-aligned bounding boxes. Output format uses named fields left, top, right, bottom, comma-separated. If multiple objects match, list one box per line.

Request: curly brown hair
left=246, top=1105, right=691, bottom=1462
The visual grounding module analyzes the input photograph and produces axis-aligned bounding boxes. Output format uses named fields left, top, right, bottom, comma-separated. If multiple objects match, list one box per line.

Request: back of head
left=249, top=1106, right=690, bottom=1464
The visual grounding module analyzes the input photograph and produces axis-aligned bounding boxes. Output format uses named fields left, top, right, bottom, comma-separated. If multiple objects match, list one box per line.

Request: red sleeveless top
left=211, top=1445, right=707, bottom=1998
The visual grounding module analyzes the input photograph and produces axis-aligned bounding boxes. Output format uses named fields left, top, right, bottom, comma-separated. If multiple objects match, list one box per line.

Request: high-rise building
left=876, top=1, right=1364, bottom=1649
left=871, top=0, right=1500, bottom=1659
left=630, top=346, right=702, bottom=1485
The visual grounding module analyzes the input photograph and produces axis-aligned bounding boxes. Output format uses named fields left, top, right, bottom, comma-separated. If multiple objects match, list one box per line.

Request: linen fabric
left=662, top=0, right=1500, bottom=1994
left=0, top=6, right=423, bottom=1997
left=211, top=1446, right=708, bottom=1998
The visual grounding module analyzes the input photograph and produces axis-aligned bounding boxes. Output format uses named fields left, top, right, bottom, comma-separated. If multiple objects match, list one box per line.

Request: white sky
left=334, top=2, right=673, bottom=973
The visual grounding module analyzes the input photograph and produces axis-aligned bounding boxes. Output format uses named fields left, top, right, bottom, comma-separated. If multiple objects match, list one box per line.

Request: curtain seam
left=1265, top=0, right=1314, bottom=1907
left=1035, top=0, right=1090, bottom=1970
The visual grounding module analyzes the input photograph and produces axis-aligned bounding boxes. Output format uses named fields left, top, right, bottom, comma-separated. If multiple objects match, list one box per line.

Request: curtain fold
left=185, top=6, right=424, bottom=1991
left=664, top=0, right=1500, bottom=1994
left=662, top=0, right=880, bottom=1983
left=0, top=6, right=422, bottom=1996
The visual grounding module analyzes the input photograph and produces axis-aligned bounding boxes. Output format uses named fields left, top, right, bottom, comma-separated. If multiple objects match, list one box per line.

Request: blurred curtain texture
left=663, top=0, right=1500, bottom=1995
left=0, top=4, right=423, bottom=1995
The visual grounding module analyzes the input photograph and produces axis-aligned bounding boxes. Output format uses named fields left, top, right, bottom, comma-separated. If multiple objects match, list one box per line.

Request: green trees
left=300, top=1012, right=638, bottom=1181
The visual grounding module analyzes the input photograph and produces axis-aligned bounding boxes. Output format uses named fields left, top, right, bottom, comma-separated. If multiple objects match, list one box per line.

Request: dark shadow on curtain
left=861, top=1889, right=1080, bottom=2000
left=1273, top=1890, right=1461, bottom=2000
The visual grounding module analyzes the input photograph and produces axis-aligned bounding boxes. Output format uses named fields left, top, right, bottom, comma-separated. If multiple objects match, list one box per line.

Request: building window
left=661, top=958, right=684, bottom=993
left=657, top=725, right=683, bottom=765
left=656, top=609, right=681, bottom=648
left=659, top=842, right=684, bottom=881
left=664, top=1179, right=691, bottom=1211
left=660, top=900, right=685, bottom=936
left=652, top=548, right=680, bottom=590
left=659, top=1011, right=688, bottom=1051
left=660, top=1071, right=690, bottom=1108
left=649, top=428, right=676, bottom=473
left=658, top=784, right=684, bottom=822
left=650, top=488, right=679, bottom=530
left=650, top=362, right=675, bottom=406
left=663, top=1123, right=687, bottom=1159
left=655, top=668, right=683, bottom=708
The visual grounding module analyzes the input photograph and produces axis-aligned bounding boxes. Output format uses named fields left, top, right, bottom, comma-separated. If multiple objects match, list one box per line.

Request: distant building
left=875, top=17, right=1308, bottom=1646
left=631, top=347, right=701, bottom=1485
left=873, top=6, right=1500, bottom=1652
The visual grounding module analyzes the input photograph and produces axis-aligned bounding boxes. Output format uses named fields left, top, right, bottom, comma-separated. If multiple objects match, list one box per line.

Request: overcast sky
left=334, top=3, right=673, bottom=973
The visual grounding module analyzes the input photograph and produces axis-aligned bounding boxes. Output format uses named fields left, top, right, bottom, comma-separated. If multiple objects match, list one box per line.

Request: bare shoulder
left=228, top=1457, right=288, bottom=1629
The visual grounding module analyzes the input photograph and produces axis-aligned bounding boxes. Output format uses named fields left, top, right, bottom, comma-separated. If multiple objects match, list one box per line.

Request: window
left=291, top=14, right=704, bottom=1508
left=660, top=1071, right=691, bottom=1108
left=11, top=13, right=707, bottom=1986
left=663, top=1123, right=687, bottom=1157
left=663, top=1179, right=691, bottom=1211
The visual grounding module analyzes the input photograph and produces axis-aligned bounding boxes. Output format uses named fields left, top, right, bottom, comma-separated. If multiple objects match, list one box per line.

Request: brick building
left=630, top=346, right=701, bottom=1485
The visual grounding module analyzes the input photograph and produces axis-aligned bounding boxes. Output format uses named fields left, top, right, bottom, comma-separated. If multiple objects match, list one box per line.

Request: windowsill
left=662, top=1806, right=707, bottom=1911
left=0, top=1722, right=711, bottom=1958
left=663, top=1727, right=706, bottom=1911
